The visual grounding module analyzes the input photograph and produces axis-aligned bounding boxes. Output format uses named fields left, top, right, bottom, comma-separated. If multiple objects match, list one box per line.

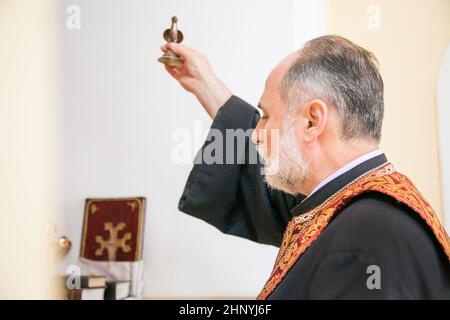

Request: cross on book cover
left=80, top=197, right=146, bottom=261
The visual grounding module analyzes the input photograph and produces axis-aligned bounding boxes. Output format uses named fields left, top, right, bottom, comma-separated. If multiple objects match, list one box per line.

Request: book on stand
left=78, top=197, right=146, bottom=297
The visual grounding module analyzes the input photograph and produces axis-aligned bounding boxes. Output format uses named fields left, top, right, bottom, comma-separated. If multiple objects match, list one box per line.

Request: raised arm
left=161, top=43, right=303, bottom=246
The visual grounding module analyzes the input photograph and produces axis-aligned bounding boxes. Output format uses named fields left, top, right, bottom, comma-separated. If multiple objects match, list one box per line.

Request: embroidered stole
left=257, top=163, right=450, bottom=300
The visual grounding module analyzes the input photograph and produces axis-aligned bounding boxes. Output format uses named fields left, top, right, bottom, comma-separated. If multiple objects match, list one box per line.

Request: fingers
left=167, top=43, right=196, bottom=59
left=160, top=43, right=170, bottom=53
left=164, top=64, right=180, bottom=79
left=160, top=43, right=201, bottom=62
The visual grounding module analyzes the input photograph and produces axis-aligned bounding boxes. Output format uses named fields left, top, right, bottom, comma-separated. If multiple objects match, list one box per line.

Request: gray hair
left=281, top=35, right=384, bottom=142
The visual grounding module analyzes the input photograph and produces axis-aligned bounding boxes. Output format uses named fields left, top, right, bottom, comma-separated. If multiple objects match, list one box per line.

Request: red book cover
left=80, top=197, right=145, bottom=261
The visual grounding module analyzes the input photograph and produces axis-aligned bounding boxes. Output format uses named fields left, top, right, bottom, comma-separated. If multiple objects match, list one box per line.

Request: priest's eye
left=261, top=113, right=269, bottom=120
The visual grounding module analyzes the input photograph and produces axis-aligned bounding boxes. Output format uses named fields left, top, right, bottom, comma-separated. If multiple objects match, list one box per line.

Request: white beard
left=256, top=119, right=309, bottom=195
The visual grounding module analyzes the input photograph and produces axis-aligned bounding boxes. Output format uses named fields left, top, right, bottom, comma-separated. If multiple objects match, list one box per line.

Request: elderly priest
left=161, top=35, right=450, bottom=299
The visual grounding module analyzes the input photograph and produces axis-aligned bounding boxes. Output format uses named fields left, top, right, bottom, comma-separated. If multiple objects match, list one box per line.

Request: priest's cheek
left=265, top=128, right=279, bottom=159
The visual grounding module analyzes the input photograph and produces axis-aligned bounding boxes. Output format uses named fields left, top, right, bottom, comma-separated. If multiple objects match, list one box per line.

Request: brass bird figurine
left=158, top=16, right=184, bottom=68
left=163, top=16, right=183, bottom=44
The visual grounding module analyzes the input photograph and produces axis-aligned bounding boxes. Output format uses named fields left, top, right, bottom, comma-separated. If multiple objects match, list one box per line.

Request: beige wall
left=0, top=0, right=60, bottom=298
left=326, top=0, right=450, bottom=220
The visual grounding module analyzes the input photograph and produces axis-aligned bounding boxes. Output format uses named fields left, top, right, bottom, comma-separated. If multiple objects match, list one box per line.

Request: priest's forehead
left=260, top=51, right=301, bottom=111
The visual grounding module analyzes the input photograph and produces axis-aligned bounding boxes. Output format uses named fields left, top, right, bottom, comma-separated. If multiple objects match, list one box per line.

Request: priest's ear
left=302, top=99, right=328, bottom=143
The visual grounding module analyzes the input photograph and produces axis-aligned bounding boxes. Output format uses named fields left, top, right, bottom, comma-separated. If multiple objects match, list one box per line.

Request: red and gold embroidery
left=257, top=163, right=450, bottom=300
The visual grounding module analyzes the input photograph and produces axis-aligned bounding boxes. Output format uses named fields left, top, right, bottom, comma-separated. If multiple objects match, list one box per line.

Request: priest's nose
left=251, top=129, right=259, bottom=145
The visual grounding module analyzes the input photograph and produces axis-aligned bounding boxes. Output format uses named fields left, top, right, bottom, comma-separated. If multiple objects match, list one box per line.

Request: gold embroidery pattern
left=257, top=163, right=450, bottom=300
left=95, top=222, right=132, bottom=261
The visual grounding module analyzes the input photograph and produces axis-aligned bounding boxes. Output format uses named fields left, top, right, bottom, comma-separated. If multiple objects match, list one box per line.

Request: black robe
left=178, top=96, right=450, bottom=299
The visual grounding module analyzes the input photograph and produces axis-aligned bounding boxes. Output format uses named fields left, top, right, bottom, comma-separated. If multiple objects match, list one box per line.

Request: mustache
left=255, top=143, right=266, bottom=159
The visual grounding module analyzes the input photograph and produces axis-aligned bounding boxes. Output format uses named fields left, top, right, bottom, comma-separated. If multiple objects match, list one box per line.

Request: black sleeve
left=178, top=95, right=303, bottom=247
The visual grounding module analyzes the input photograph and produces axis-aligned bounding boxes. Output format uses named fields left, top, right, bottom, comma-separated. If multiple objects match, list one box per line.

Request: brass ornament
left=158, top=16, right=184, bottom=68
left=57, top=236, right=72, bottom=256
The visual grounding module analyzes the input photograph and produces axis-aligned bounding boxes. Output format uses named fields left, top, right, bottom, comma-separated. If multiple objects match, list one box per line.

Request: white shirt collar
left=305, top=149, right=383, bottom=200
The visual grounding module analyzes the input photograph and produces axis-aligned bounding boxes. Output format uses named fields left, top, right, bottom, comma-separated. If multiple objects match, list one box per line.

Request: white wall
left=437, top=43, right=450, bottom=232
left=59, top=0, right=324, bottom=297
